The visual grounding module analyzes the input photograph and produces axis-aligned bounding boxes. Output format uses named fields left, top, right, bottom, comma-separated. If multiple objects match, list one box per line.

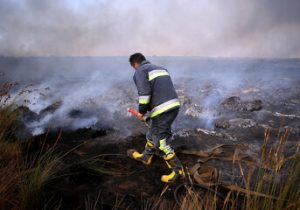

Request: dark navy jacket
left=133, top=60, right=180, bottom=117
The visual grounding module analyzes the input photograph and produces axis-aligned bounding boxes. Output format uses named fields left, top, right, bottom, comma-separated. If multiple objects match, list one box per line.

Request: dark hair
left=129, top=53, right=146, bottom=65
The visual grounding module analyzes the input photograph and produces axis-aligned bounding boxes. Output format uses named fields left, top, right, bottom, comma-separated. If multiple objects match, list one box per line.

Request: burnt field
left=0, top=57, right=300, bottom=209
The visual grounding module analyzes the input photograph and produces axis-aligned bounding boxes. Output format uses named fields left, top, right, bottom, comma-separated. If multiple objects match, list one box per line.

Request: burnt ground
left=15, top=80, right=300, bottom=209
left=30, top=117, right=299, bottom=209
left=38, top=134, right=231, bottom=210
left=34, top=133, right=188, bottom=209
left=3, top=58, right=300, bottom=209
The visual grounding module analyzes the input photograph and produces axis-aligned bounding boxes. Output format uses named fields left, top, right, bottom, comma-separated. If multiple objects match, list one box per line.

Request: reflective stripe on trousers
left=145, top=108, right=179, bottom=157
left=159, top=138, right=174, bottom=155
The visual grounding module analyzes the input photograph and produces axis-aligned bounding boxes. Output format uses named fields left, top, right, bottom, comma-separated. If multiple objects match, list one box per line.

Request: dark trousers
left=145, top=108, right=179, bottom=157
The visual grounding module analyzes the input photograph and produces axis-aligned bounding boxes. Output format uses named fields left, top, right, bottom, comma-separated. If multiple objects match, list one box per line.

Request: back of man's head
left=129, top=53, right=146, bottom=66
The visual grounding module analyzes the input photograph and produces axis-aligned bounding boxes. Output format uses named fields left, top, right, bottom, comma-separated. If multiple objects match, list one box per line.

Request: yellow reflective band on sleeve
left=148, top=70, right=170, bottom=81
left=150, top=98, right=180, bottom=118
left=139, top=95, right=151, bottom=104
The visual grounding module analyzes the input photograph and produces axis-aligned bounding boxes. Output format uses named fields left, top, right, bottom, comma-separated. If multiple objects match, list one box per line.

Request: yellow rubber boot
left=127, top=149, right=153, bottom=166
left=161, top=153, right=185, bottom=183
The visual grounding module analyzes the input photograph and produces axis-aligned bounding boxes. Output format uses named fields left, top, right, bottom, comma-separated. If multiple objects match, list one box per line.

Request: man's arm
left=133, top=70, right=151, bottom=114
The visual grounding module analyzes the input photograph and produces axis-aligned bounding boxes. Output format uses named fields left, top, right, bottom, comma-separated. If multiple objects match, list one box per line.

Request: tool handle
left=128, top=108, right=144, bottom=121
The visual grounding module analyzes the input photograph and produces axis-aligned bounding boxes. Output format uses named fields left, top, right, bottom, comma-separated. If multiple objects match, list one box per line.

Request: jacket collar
left=140, top=60, right=150, bottom=66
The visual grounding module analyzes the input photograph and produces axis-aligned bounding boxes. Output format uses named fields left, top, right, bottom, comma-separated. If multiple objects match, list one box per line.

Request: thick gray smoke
left=0, top=0, right=300, bottom=57
left=1, top=56, right=299, bottom=137
left=1, top=57, right=136, bottom=136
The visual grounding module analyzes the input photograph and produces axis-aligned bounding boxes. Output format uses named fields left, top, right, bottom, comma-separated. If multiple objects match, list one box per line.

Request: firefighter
left=128, top=53, right=185, bottom=183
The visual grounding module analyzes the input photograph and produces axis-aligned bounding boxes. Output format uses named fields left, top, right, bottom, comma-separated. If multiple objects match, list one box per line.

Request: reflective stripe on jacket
left=133, top=60, right=180, bottom=117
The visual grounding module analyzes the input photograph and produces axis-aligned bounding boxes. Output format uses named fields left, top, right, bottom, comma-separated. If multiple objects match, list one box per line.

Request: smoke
left=0, top=0, right=300, bottom=57
left=1, top=56, right=300, bottom=137
left=1, top=0, right=299, bottom=137
left=0, top=57, right=135, bottom=136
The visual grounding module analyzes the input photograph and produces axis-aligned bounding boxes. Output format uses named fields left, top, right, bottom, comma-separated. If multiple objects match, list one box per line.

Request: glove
left=138, top=104, right=149, bottom=115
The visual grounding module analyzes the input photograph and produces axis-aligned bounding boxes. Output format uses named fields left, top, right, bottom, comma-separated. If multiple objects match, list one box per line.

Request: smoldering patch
left=1, top=57, right=299, bottom=143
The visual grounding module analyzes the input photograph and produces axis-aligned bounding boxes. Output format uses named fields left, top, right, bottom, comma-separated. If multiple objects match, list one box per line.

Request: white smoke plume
left=0, top=0, right=300, bottom=57
left=1, top=56, right=299, bottom=136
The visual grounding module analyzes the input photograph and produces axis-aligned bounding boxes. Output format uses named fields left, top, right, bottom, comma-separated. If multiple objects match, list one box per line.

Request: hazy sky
left=0, top=0, right=300, bottom=57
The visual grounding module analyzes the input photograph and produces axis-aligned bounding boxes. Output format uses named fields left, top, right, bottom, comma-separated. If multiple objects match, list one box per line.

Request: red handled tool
left=128, top=108, right=150, bottom=127
left=128, top=108, right=144, bottom=121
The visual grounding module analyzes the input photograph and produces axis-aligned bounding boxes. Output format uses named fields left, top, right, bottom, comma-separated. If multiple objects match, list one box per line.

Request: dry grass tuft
left=0, top=82, right=63, bottom=209
left=261, top=127, right=291, bottom=171
left=18, top=149, right=63, bottom=210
